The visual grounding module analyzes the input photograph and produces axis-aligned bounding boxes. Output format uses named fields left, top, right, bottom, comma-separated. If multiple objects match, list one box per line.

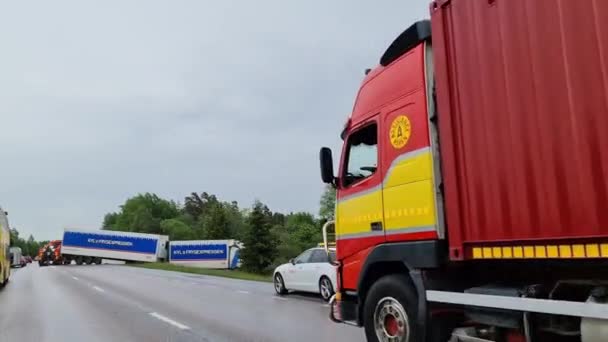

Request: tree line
left=9, top=229, right=49, bottom=258
left=103, top=186, right=336, bottom=273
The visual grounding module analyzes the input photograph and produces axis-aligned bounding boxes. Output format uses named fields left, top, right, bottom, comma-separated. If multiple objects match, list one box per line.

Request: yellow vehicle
left=0, top=207, right=10, bottom=287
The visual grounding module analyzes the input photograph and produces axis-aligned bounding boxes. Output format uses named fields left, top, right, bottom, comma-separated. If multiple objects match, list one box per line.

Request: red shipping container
left=431, top=0, right=608, bottom=260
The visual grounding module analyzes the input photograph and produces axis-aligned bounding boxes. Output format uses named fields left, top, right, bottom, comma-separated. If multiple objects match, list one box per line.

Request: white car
left=273, top=247, right=337, bottom=301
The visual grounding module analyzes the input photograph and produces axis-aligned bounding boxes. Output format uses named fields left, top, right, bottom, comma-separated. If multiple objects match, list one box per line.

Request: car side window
left=310, top=250, right=328, bottom=263
left=329, top=251, right=336, bottom=263
left=342, top=123, right=378, bottom=187
left=294, top=249, right=313, bottom=264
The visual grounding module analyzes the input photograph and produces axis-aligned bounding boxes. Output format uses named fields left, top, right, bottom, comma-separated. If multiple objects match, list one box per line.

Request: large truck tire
left=75, top=256, right=84, bottom=265
left=363, top=274, right=420, bottom=342
left=93, top=257, right=102, bottom=265
left=84, top=257, right=93, bottom=265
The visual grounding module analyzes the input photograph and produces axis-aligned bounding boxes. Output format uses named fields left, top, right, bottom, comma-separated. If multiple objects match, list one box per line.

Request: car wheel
left=319, top=276, right=334, bottom=302
left=274, top=273, right=287, bottom=295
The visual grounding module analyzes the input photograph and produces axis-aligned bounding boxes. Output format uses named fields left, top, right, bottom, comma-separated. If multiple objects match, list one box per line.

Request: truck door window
left=343, top=123, right=378, bottom=187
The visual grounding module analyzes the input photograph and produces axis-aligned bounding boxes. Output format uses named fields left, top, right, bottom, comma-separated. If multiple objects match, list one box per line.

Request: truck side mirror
left=320, top=147, right=335, bottom=185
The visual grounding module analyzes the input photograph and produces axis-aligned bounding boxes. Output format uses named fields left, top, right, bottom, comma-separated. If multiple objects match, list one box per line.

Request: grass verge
left=127, top=262, right=272, bottom=283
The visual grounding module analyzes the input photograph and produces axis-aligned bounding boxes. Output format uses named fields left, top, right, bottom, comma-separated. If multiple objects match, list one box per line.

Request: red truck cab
left=320, top=1, right=608, bottom=341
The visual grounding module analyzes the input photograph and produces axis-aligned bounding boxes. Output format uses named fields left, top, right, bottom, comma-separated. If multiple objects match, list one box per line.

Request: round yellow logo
left=389, top=115, right=411, bottom=149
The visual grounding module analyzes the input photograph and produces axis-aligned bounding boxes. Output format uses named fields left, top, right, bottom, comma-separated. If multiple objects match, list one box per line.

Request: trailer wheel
left=93, top=258, right=102, bottom=265
left=84, top=257, right=93, bottom=265
left=363, top=274, right=419, bottom=342
left=75, top=256, right=83, bottom=265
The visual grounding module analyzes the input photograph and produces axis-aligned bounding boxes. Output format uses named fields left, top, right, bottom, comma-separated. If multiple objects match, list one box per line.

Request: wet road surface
left=0, top=263, right=363, bottom=342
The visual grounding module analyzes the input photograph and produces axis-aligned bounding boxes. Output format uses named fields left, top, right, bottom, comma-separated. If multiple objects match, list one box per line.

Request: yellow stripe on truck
left=382, top=149, right=433, bottom=188
left=336, top=148, right=439, bottom=239
left=383, top=179, right=436, bottom=233
left=471, top=243, right=608, bottom=259
left=383, top=148, right=437, bottom=235
left=336, top=187, right=384, bottom=238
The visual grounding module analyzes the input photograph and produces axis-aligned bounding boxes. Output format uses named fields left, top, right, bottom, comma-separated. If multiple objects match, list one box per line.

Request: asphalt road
left=0, top=263, right=364, bottom=342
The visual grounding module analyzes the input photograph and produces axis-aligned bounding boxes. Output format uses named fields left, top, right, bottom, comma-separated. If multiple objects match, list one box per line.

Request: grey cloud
left=0, top=0, right=429, bottom=240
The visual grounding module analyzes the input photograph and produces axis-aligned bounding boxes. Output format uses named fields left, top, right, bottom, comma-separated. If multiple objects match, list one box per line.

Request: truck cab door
left=381, top=97, right=439, bottom=242
left=336, top=118, right=386, bottom=257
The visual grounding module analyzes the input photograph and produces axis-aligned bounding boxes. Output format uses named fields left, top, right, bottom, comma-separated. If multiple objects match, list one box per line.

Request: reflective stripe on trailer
left=471, top=243, right=608, bottom=259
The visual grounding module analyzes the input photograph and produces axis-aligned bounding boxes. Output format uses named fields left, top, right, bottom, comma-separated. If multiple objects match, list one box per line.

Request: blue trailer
left=61, top=229, right=169, bottom=264
left=169, top=240, right=242, bottom=269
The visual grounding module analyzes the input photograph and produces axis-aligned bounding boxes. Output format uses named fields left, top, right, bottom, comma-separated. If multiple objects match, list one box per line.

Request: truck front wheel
left=363, top=274, right=419, bottom=342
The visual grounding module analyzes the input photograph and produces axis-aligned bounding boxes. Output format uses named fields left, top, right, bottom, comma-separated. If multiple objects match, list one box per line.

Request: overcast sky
left=0, top=0, right=429, bottom=241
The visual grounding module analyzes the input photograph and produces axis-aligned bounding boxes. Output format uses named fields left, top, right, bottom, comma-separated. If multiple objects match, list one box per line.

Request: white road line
left=189, top=281, right=217, bottom=289
left=149, top=312, right=190, bottom=330
left=272, top=296, right=288, bottom=301
left=72, top=276, right=79, bottom=281
left=92, top=286, right=105, bottom=293
left=237, top=290, right=250, bottom=294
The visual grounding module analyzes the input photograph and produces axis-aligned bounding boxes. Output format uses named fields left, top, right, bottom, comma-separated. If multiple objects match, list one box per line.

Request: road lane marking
left=272, top=297, right=288, bottom=301
left=72, top=276, right=79, bottom=281
left=237, top=290, right=250, bottom=294
left=149, top=312, right=190, bottom=330
left=92, top=286, right=105, bottom=293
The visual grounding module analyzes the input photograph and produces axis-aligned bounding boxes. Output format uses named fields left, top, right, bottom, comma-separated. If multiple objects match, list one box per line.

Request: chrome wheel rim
left=374, top=297, right=409, bottom=342
left=320, top=279, right=331, bottom=299
left=274, top=275, right=283, bottom=293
